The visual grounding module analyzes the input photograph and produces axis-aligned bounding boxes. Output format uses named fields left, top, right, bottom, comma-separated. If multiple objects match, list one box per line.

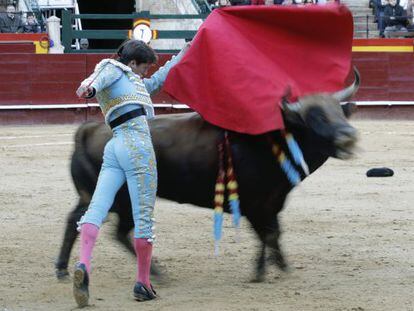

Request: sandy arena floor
left=0, top=119, right=413, bottom=311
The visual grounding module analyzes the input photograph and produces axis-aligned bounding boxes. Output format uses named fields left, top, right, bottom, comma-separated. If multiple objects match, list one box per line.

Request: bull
left=56, top=69, right=360, bottom=281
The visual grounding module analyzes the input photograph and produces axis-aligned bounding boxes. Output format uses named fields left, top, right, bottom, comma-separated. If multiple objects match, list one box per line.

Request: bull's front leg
left=55, top=200, right=88, bottom=280
left=247, top=200, right=289, bottom=281
left=264, top=216, right=288, bottom=272
left=253, top=241, right=266, bottom=282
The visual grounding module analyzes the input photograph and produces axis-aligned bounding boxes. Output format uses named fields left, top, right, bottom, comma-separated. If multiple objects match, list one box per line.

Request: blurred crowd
left=0, top=4, right=41, bottom=33
left=210, top=0, right=339, bottom=5
left=370, top=0, right=414, bottom=37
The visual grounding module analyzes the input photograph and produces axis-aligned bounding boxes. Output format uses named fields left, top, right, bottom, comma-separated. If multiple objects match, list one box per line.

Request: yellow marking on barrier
left=34, top=41, right=48, bottom=54
left=352, top=46, right=413, bottom=52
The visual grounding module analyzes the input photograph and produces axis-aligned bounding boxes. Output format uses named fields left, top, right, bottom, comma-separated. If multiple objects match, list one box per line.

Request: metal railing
left=61, top=11, right=207, bottom=53
left=191, top=0, right=213, bottom=14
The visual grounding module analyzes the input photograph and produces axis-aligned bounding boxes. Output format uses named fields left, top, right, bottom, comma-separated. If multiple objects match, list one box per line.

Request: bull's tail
left=71, top=122, right=101, bottom=197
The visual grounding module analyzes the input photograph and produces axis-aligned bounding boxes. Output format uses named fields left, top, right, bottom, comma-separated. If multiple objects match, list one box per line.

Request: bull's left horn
left=282, top=101, right=302, bottom=112
left=281, top=87, right=302, bottom=112
left=332, top=67, right=360, bottom=102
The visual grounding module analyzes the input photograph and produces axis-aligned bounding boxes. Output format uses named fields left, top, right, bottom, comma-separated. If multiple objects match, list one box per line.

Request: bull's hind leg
left=113, top=188, right=135, bottom=254
left=55, top=198, right=88, bottom=280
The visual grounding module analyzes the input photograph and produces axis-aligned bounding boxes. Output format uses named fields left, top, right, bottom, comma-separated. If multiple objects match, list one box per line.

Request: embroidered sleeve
left=81, top=61, right=123, bottom=93
left=143, top=47, right=187, bottom=95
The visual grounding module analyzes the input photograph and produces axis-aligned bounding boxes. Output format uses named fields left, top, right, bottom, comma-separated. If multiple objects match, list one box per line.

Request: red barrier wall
left=1, top=40, right=414, bottom=124
left=0, top=53, right=174, bottom=106
left=1, top=50, right=414, bottom=106
left=351, top=52, right=414, bottom=101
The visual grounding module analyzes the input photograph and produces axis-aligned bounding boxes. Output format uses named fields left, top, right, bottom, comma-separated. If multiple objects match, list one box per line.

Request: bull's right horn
left=332, top=67, right=361, bottom=102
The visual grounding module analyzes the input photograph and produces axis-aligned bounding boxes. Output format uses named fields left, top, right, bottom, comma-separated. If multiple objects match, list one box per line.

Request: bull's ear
left=341, top=102, right=357, bottom=119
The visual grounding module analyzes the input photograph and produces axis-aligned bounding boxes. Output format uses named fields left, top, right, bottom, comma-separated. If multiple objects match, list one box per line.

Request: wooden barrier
left=0, top=53, right=173, bottom=106
left=0, top=38, right=414, bottom=124
left=0, top=33, right=49, bottom=54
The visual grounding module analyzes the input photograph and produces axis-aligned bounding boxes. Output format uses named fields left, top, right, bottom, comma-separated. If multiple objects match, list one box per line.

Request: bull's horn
left=332, top=67, right=360, bottom=102
left=281, top=86, right=302, bottom=112
left=282, top=101, right=302, bottom=112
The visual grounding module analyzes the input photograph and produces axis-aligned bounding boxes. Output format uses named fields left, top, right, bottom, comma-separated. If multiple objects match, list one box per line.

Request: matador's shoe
left=73, top=262, right=89, bottom=308
left=133, top=282, right=157, bottom=301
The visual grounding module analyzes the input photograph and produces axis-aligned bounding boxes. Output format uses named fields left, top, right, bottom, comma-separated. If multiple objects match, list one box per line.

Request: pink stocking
left=134, top=238, right=153, bottom=287
left=79, top=223, right=99, bottom=274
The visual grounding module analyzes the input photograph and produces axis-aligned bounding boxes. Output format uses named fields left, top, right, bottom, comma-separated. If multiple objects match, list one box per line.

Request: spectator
left=406, top=0, right=414, bottom=29
left=0, top=4, right=24, bottom=33
left=80, top=38, right=89, bottom=50
left=273, top=0, right=285, bottom=4
left=251, top=0, right=265, bottom=4
left=23, top=13, right=40, bottom=33
left=384, top=0, right=408, bottom=37
left=373, top=0, right=389, bottom=36
left=399, top=0, right=408, bottom=9
left=229, top=0, right=251, bottom=5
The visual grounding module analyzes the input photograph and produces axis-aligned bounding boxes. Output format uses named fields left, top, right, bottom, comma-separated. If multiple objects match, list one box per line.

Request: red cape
left=163, top=5, right=354, bottom=134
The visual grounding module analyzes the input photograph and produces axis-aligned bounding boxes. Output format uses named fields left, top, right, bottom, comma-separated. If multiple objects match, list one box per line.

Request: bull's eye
left=318, top=114, right=329, bottom=124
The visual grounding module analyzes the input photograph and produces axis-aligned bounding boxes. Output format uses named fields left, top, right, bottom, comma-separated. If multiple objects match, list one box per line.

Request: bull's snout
left=335, top=126, right=358, bottom=159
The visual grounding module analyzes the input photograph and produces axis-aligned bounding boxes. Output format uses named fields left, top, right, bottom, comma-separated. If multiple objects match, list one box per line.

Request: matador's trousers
left=78, top=115, right=157, bottom=241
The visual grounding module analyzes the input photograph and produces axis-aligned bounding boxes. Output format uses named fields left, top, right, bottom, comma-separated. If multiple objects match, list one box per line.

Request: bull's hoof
left=56, top=268, right=70, bottom=280
left=270, top=251, right=289, bottom=272
left=150, top=260, right=168, bottom=284
left=150, top=262, right=161, bottom=276
left=251, top=269, right=266, bottom=283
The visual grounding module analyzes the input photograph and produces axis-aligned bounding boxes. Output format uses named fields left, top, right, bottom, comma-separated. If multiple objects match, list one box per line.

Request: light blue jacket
left=81, top=49, right=186, bottom=124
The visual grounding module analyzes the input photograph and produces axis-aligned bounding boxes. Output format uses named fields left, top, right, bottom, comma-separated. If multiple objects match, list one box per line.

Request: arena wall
left=1, top=39, right=414, bottom=124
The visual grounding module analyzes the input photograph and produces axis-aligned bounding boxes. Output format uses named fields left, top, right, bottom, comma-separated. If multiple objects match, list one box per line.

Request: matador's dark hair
left=116, top=40, right=157, bottom=65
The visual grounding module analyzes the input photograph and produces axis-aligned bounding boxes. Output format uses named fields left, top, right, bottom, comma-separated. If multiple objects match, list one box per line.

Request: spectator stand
left=34, top=0, right=83, bottom=49
left=0, top=3, right=48, bottom=53
left=61, top=11, right=207, bottom=53
left=191, top=0, right=215, bottom=13
left=1, top=3, right=414, bottom=125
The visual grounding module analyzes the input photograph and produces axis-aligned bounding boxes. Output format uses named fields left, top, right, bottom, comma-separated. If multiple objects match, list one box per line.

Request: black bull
left=56, top=70, right=360, bottom=281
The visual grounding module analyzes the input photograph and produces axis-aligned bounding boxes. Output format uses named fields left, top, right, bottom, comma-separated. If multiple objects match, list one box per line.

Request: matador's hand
left=76, top=85, right=94, bottom=98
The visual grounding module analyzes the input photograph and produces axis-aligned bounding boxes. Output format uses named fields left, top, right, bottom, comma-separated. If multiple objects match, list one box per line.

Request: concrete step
left=345, top=3, right=370, bottom=7
left=354, top=23, right=379, bottom=31
left=340, top=1, right=378, bottom=37
left=354, top=30, right=380, bottom=38
left=348, top=8, right=373, bottom=14
left=341, top=0, right=370, bottom=5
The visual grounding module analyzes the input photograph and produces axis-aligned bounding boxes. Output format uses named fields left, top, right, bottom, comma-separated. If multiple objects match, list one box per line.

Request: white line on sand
left=0, top=134, right=73, bottom=140
left=2, top=142, right=73, bottom=149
